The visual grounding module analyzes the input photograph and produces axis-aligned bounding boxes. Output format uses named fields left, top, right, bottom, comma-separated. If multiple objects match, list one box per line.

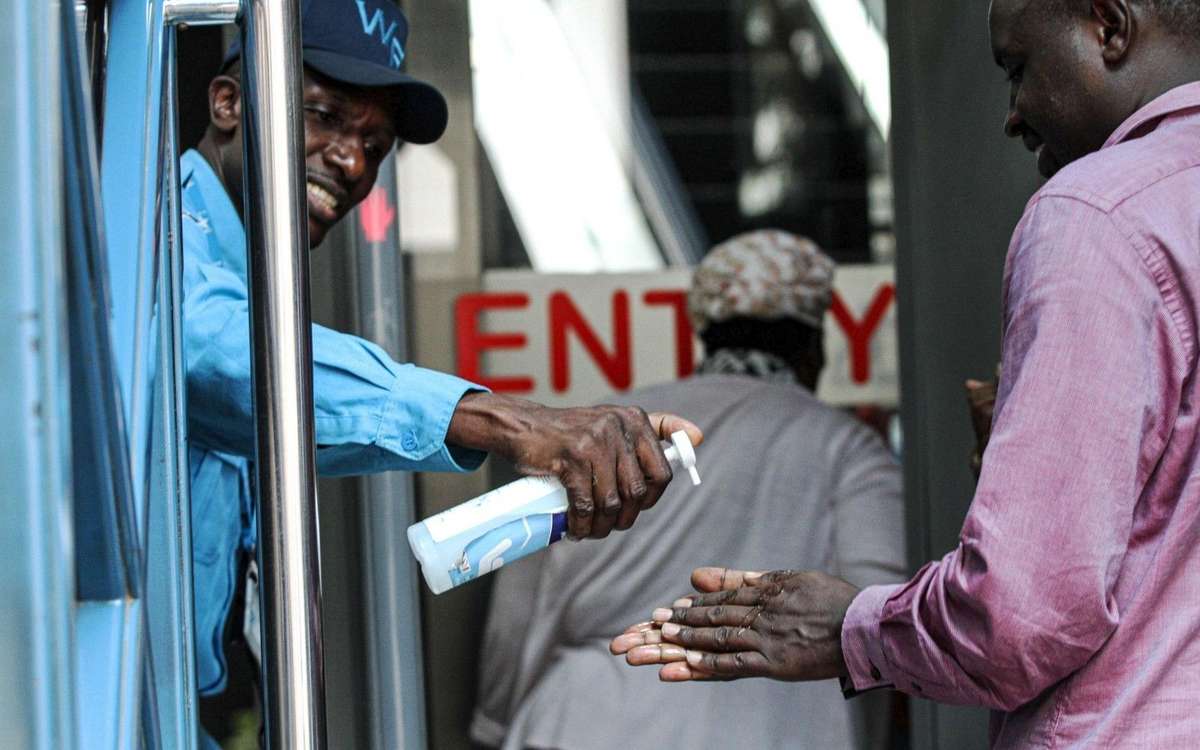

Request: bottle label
left=448, top=512, right=568, bottom=587
left=425, top=475, right=563, bottom=543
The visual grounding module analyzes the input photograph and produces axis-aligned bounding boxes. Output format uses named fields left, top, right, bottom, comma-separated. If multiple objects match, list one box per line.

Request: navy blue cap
left=224, top=0, right=447, bottom=144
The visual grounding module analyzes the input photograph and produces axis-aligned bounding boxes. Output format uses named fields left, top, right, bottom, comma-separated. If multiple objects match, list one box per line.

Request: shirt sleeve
left=181, top=222, right=487, bottom=477
left=841, top=195, right=1185, bottom=710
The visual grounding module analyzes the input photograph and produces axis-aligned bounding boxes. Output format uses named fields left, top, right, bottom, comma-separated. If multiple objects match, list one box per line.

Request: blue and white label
left=448, top=512, right=568, bottom=586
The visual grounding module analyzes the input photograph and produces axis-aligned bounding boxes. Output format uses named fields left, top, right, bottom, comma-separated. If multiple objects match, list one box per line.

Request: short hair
left=1052, top=0, right=1200, bottom=34
left=1147, top=0, right=1200, bottom=31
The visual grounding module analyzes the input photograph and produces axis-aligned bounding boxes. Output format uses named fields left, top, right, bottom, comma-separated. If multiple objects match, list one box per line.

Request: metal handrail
left=349, top=157, right=429, bottom=749
left=146, top=21, right=199, bottom=748
left=238, top=0, right=327, bottom=746
left=158, top=0, right=327, bottom=745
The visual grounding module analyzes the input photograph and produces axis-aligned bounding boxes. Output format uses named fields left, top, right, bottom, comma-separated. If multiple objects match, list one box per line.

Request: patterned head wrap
left=688, top=230, right=835, bottom=333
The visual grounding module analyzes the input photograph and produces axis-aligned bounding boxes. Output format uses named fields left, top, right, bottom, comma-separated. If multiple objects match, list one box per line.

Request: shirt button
left=402, top=432, right=419, bottom=452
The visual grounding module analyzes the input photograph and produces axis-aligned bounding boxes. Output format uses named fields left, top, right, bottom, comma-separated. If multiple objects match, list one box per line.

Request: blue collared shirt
left=180, top=149, right=485, bottom=695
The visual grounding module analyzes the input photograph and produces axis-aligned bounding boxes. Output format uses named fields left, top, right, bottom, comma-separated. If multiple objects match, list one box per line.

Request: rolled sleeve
left=841, top=583, right=901, bottom=693
left=311, top=325, right=490, bottom=477
left=374, top=365, right=487, bottom=473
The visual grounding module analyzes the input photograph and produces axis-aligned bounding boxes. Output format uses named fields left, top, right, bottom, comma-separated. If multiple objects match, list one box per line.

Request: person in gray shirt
left=470, top=231, right=908, bottom=750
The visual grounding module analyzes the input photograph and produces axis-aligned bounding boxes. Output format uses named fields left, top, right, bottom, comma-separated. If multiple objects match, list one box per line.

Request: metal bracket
left=163, top=0, right=240, bottom=26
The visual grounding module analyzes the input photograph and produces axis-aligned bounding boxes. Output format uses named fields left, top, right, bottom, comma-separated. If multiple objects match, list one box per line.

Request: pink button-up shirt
left=842, top=82, right=1200, bottom=748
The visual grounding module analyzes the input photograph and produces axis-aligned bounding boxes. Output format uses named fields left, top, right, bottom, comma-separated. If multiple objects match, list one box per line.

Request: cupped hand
left=610, top=567, right=858, bottom=682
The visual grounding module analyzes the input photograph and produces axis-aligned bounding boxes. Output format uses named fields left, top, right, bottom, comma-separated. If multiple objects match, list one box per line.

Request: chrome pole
left=352, top=157, right=429, bottom=749
left=239, top=0, right=327, bottom=747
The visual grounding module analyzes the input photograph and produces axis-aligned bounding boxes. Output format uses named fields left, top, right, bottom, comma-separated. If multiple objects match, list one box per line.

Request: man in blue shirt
left=181, top=0, right=700, bottom=727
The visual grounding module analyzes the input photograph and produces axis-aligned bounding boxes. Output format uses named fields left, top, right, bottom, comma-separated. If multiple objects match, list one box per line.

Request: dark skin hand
left=448, top=393, right=701, bottom=539
left=610, top=567, right=858, bottom=681
left=965, top=368, right=998, bottom=479
left=196, top=67, right=704, bottom=540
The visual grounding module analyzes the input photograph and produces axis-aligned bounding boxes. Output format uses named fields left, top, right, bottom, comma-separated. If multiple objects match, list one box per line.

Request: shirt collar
left=1104, top=80, right=1200, bottom=148
left=180, top=149, right=247, bottom=276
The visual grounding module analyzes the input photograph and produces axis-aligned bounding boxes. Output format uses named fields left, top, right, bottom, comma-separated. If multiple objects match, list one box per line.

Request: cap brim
left=304, top=49, right=448, bottom=145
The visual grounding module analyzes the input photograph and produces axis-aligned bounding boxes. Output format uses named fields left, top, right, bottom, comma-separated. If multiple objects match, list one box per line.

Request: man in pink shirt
left=612, top=1, right=1200, bottom=746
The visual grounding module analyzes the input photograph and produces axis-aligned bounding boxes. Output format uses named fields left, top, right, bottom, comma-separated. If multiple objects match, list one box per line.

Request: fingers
left=624, top=642, right=689, bottom=666
left=652, top=604, right=760, bottom=629
left=611, top=619, right=663, bottom=655
left=628, top=409, right=673, bottom=512
left=625, top=643, right=764, bottom=681
left=965, top=377, right=998, bottom=448
left=687, top=585, right=774, bottom=609
left=965, top=379, right=998, bottom=404
left=562, top=411, right=623, bottom=540
left=682, top=649, right=768, bottom=679
left=540, top=406, right=703, bottom=538
left=658, top=661, right=732, bottom=682
left=588, top=456, right=621, bottom=539
left=659, top=621, right=763, bottom=653
left=647, top=412, right=703, bottom=446
left=637, top=412, right=704, bottom=511
left=659, top=662, right=709, bottom=681
left=755, top=569, right=800, bottom=585
left=584, top=406, right=678, bottom=536
left=478, top=400, right=702, bottom=538
left=614, top=436, right=646, bottom=530
left=613, top=617, right=763, bottom=683
left=690, top=567, right=766, bottom=593
left=563, top=475, right=595, bottom=539
left=610, top=627, right=664, bottom=655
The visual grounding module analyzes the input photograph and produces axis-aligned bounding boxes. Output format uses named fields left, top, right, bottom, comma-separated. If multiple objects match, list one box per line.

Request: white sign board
left=454, top=266, right=897, bottom=407
left=395, top=145, right=459, bottom=254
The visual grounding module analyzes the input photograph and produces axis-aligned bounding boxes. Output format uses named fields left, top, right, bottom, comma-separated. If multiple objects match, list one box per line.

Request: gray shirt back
left=472, top=374, right=908, bottom=750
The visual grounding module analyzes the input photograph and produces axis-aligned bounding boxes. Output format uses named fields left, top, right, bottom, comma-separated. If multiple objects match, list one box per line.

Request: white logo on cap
left=355, top=0, right=406, bottom=69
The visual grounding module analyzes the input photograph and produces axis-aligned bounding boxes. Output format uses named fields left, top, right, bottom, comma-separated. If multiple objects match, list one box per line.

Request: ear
left=1091, top=0, right=1134, bottom=64
left=207, top=75, right=242, bottom=134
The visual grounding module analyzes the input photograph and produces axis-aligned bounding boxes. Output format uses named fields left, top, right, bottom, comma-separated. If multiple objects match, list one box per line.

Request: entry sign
left=455, top=266, right=898, bottom=408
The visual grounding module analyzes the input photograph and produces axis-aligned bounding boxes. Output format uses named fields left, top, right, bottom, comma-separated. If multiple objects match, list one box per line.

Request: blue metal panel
left=103, top=0, right=169, bottom=541
left=143, top=25, right=199, bottom=748
left=75, top=601, right=126, bottom=745
left=74, top=600, right=150, bottom=748
left=58, top=1, right=155, bottom=746
left=1, top=0, right=203, bottom=746
left=140, top=606, right=164, bottom=749
left=0, top=1, right=76, bottom=749
left=62, top=0, right=140, bottom=604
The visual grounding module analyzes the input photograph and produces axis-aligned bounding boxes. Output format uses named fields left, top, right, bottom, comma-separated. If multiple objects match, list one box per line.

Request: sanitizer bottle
left=408, top=430, right=701, bottom=594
